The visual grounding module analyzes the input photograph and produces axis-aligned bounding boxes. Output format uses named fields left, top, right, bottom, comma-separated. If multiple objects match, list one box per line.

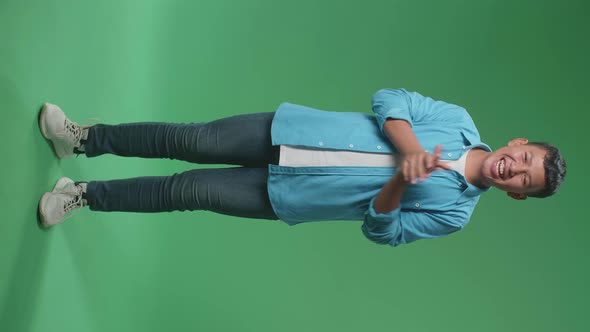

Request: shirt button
left=415, top=202, right=420, bottom=208
left=458, top=182, right=462, bottom=186
left=462, top=145, right=466, bottom=149
left=348, top=144, right=354, bottom=148
left=447, top=153, right=453, bottom=157
left=318, top=141, right=324, bottom=146
left=377, top=145, right=382, bottom=150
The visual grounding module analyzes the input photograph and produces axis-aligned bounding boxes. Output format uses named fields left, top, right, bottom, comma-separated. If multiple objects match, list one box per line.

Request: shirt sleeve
left=361, top=196, right=466, bottom=247
left=371, top=88, right=469, bottom=136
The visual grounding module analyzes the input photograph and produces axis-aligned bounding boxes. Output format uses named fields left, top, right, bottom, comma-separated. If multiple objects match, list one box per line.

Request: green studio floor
left=0, top=1, right=588, bottom=331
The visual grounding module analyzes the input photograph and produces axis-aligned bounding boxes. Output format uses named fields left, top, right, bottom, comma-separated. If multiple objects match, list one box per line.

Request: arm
left=383, top=118, right=423, bottom=155
left=372, top=89, right=452, bottom=213
left=362, top=206, right=467, bottom=247
left=372, top=171, right=407, bottom=214
left=363, top=89, right=455, bottom=246
left=373, top=120, right=447, bottom=214
left=372, top=88, right=468, bottom=132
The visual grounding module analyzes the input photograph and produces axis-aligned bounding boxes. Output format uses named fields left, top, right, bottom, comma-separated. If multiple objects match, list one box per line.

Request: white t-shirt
left=279, top=145, right=468, bottom=176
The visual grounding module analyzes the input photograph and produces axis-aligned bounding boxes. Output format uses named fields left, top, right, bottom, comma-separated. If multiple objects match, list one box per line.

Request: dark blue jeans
left=82, top=112, right=280, bottom=220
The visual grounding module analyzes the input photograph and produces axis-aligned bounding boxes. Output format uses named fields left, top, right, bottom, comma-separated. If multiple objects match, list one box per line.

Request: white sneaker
left=52, top=176, right=85, bottom=196
left=39, top=103, right=99, bottom=159
left=38, top=177, right=88, bottom=228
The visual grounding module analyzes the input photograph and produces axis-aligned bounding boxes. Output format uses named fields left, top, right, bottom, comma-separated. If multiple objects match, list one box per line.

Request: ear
left=507, top=138, right=529, bottom=147
left=507, top=192, right=528, bottom=200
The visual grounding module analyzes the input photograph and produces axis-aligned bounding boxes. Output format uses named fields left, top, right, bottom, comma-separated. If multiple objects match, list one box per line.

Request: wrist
left=402, top=148, right=426, bottom=156
left=394, top=171, right=410, bottom=185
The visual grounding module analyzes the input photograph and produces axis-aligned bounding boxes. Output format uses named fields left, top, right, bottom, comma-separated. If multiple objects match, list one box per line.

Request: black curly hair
left=526, top=142, right=567, bottom=198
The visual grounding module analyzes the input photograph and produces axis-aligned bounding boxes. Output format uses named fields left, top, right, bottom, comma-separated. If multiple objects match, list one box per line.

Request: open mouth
left=497, top=158, right=505, bottom=179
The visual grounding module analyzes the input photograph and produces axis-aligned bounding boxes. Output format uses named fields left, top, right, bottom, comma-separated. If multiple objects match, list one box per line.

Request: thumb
left=435, top=161, right=452, bottom=170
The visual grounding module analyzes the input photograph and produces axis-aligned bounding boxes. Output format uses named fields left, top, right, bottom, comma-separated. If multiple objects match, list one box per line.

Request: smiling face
left=480, top=138, right=547, bottom=199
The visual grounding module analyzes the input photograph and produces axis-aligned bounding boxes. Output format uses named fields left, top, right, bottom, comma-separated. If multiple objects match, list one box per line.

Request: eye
left=522, top=174, right=527, bottom=186
left=525, top=153, right=528, bottom=162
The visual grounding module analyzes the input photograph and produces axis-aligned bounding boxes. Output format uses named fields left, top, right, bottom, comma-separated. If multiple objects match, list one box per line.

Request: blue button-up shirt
left=267, top=88, right=491, bottom=247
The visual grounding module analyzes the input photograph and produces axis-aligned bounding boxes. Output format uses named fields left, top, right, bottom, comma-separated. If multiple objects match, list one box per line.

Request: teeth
left=499, top=159, right=505, bottom=178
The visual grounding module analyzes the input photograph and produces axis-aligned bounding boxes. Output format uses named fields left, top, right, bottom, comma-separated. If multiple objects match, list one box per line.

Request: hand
left=401, top=145, right=451, bottom=184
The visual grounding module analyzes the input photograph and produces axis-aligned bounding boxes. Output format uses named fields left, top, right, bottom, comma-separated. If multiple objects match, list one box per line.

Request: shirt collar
left=461, top=131, right=493, bottom=196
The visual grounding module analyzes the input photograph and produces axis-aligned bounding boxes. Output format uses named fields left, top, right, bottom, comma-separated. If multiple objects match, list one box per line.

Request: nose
left=510, top=163, right=526, bottom=177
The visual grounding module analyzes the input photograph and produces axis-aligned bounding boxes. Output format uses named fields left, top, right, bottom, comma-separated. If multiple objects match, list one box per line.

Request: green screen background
left=1, top=0, right=587, bottom=331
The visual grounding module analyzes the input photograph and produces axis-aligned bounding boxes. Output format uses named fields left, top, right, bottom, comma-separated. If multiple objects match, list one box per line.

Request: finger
left=420, top=155, right=430, bottom=180
left=417, top=154, right=427, bottom=179
left=426, top=154, right=435, bottom=170
left=419, top=173, right=431, bottom=182
left=417, top=161, right=426, bottom=183
left=435, top=161, right=453, bottom=170
left=420, top=171, right=433, bottom=182
left=433, top=144, right=442, bottom=158
left=409, top=159, right=417, bottom=184
left=421, top=153, right=430, bottom=171
left=403, top=159, right=410, bottom=182
left=433, top=145, right=443, bottom=166
left=423, top=159, right=438, bottom=181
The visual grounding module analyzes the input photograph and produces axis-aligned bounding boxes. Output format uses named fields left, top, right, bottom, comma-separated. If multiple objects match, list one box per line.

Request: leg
left=82, top=112, right=279, bottom=167
left=84, top=167, right=278, bottom=220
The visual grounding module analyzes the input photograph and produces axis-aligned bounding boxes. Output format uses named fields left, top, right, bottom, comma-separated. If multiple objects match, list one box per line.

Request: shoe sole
left=37, top=178, right=77, bottom=228
left=38, top=192, right=52, bottom=228
left=38, top=103, right=51, bottom=139
left=39, top=103, right=69, bottom=159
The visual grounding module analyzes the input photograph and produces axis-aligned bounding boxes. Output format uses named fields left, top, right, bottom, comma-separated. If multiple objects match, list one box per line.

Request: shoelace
left=56, top=117, right=102, bottom=143
left=60, top=183, right=84, bottom=196
left=55, top=117, right=102, bottom=158
left=65, top=118, right=82, bottom=142
left=61, top=194, right=85, bottom=223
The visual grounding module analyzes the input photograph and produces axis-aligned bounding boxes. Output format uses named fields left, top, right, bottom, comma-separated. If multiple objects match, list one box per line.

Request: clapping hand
left=401, top=145, right=452, bottom=184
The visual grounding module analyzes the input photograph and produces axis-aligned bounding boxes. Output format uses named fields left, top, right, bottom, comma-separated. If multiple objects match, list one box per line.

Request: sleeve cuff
left=366, top=196, right=402, bottom=223
left=375, top=107, right=413, bottom=134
